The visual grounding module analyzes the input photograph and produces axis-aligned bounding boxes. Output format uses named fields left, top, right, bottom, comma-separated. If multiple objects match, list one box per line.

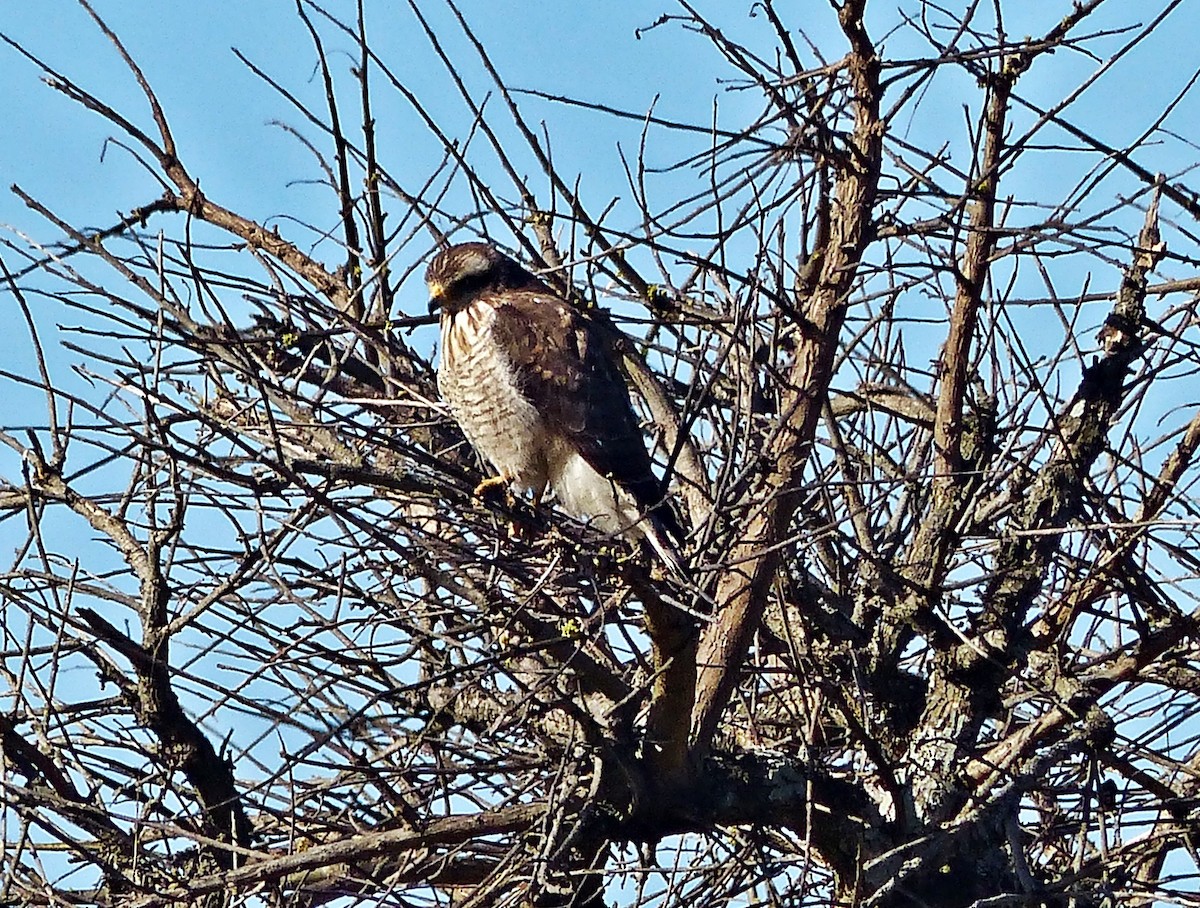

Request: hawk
left=427, top=242, right=684, bottom=574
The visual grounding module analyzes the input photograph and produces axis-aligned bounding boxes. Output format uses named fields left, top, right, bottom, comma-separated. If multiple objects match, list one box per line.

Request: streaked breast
left=438, top=301, right=546, bottom=487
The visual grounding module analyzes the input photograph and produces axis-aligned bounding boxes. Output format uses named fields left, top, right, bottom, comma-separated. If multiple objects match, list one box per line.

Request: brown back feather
left=485, top=289, right=682, bottom=541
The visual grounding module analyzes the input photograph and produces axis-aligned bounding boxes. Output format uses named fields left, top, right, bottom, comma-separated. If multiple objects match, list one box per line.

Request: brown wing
left=486, top=289, right=680, bottom=536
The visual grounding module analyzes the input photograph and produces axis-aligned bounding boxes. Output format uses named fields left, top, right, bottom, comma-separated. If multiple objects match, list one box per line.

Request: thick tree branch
left=690, top=0, right=882, bottom=751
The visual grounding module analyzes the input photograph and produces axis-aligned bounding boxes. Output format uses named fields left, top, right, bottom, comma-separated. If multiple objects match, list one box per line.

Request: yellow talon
left=473, top=475, right=511, bottom=500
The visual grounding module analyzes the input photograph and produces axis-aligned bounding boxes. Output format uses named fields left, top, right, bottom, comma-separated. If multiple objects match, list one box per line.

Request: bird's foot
left=473, top=474, right=513, bottom=505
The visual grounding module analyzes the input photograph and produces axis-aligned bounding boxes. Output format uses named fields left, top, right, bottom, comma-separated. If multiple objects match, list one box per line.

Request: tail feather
left=550, top=450, right=687, bottom=578
left=639, top=513, right=688, bottom=580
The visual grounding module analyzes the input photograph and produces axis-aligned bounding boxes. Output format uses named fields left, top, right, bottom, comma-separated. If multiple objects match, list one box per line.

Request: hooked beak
left=427, top=281, right=445, bottom=315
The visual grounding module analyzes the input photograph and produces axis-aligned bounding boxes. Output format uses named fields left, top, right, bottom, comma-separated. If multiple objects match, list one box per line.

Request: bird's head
left=426, top=242, right=540, bottom=314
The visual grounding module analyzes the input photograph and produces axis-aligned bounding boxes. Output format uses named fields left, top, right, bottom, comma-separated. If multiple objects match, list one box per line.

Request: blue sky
left=2, top=2, right=1197, bottom=278
left=0, top=2, right=775, bottom=228
left=3, top=2, right=1200, bottom=898
left=2, top=1, right=1196, bottom=290
left=2, top=1, right=1199, bottom=458
left=3, top=1, right=1199, bottom=521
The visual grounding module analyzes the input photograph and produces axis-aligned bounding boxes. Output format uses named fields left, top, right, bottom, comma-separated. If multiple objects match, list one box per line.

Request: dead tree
left=1, top=2, right=1198, bottom=906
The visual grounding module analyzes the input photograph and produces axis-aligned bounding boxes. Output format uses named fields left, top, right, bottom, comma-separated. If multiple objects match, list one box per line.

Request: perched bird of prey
left=427, top=242, right=684, bottom=574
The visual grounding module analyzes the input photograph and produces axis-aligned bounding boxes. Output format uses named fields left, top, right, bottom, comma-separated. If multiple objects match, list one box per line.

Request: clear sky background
left=4, top=0, right=1200, bottom=588
left=2, top=3, right=1199, bottom=536
left=3, top=3, right=1200, bottom=899
left=4, top=1, right=1198, bottom=302
left=1, top=0, right=1197, bottom=446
